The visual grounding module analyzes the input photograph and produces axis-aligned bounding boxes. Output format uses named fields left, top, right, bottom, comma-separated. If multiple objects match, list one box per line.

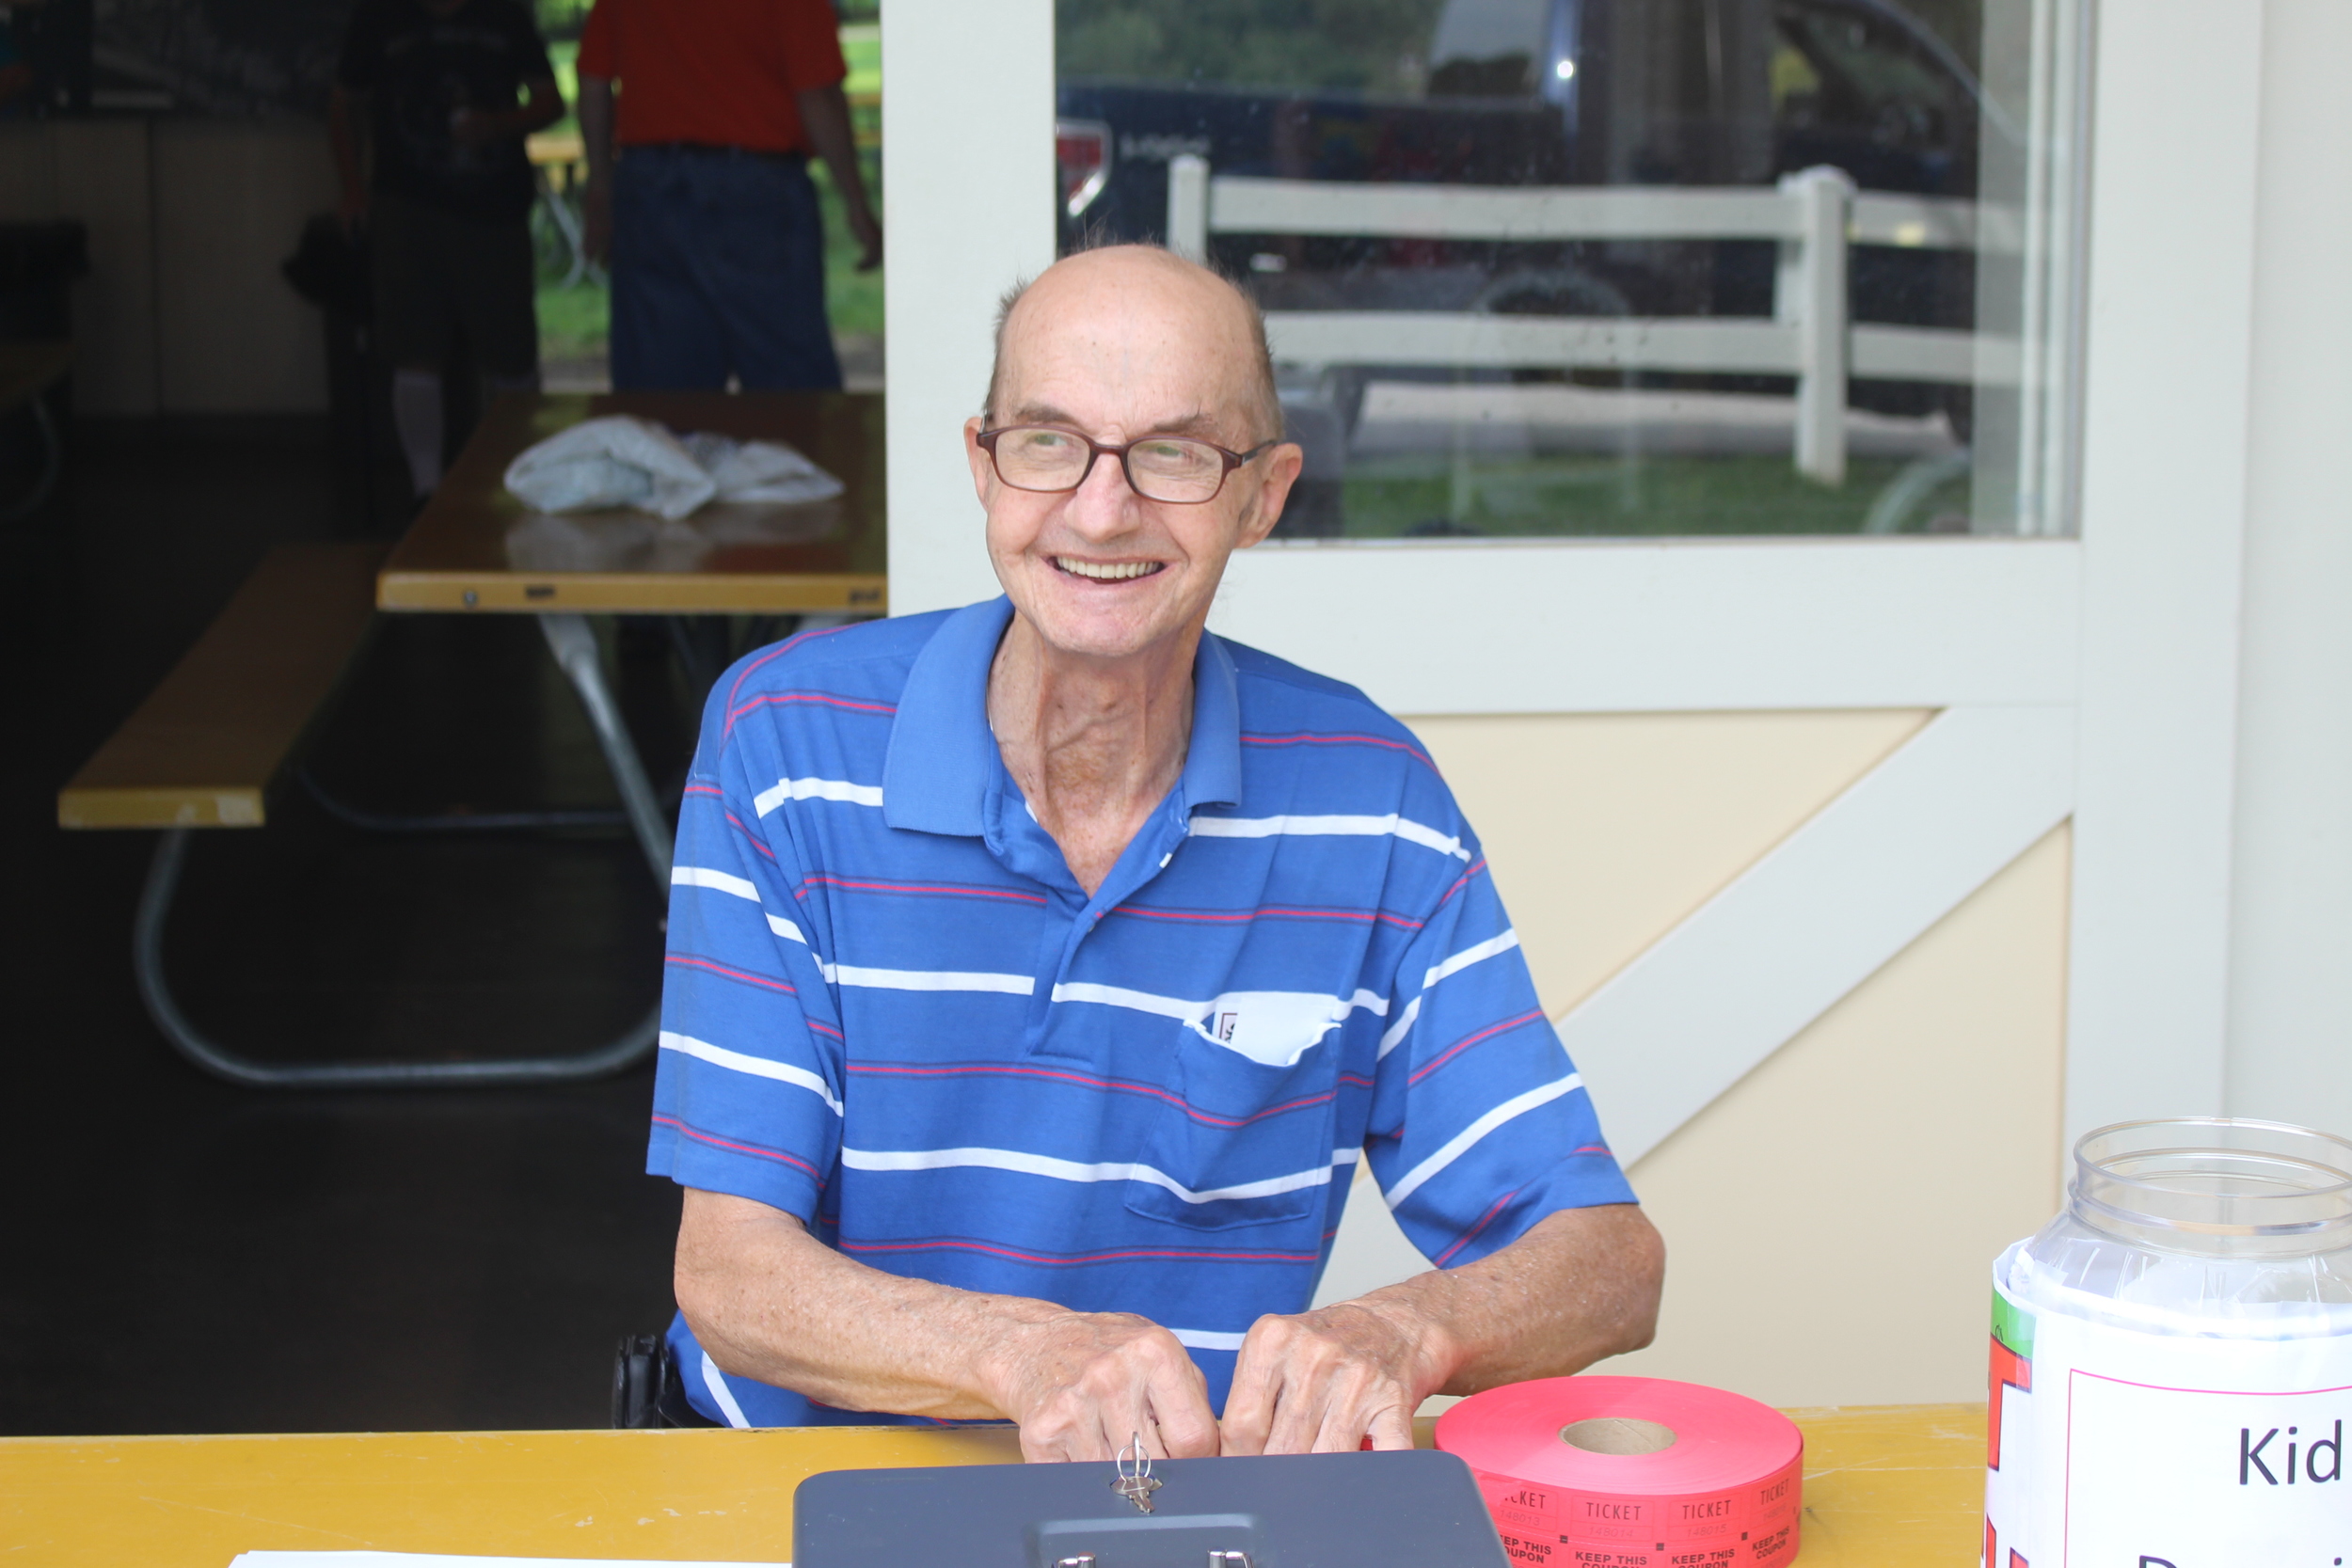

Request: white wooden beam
left=1565, top=704, right=2076, bottom=1163
left=881, top=0, right=1057, bottom=617
left=1211, top=538, right=2081, bottom=716
left=2065, top=2, right=2262, bottom=1141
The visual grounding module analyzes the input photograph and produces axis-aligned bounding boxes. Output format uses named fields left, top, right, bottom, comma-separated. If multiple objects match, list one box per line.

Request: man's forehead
left=1001, top=252, right=1255, bottom=421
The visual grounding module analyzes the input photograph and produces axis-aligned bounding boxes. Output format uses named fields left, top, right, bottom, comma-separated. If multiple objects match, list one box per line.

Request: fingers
left=1146, top=1354, right=1220, bottom=1459
left=1010, top=1316, right=1217, bottom=1464
left=1219, top=1308, right=1422, bottom=1456
left=1219, top=1315, right=1282, bottom=1456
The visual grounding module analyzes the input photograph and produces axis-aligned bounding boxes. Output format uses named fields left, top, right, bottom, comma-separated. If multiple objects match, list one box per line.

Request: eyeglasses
left=976, top=424, right=1279, bottom=505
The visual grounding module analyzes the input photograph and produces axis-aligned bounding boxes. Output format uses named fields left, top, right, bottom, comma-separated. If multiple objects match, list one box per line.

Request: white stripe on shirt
left=659, top=1030, right=843, bottom=1116
left=1376, top=930, right=1522, bottom=1061
left=1375, top=995, right=1422, bottom=1061
left=1168, top=1328, right=1248, bottom=1352
left=753, top=776, right=884, bottom=816
left=673, top=864, right=760, bottom=901
left=822, top=964, right=1035, bottom=995
left=700, top=1351, right=751, bottom=1429
left=1383, top=1072, right=1583, bottom=1211
left=673, top=865, right=809, bottom=947
left=1424, top=928, right=1519, bottom=990
left=1187, top=812, right=1471, bottom=862
left=839, top=1145, right=1354, bottom=1205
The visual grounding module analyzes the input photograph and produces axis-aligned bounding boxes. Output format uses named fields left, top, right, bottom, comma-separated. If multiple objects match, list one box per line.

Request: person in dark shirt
left=331, top=0, right=563, bottom=498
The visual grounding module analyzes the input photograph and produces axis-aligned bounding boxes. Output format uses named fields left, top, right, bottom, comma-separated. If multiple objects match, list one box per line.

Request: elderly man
left=651, top=245, right=1664, bottom=1457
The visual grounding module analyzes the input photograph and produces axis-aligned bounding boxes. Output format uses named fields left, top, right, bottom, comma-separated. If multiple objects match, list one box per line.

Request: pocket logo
left=1216, top=1011, right=1239, bottom=1043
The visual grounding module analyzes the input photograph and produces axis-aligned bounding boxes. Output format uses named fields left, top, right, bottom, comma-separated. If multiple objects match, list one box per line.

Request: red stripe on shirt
left=653, top=1115, right=823, bottom=1180
left=846, top=1058, right=1336, bottom=1130
left=839, top=1235, right=1323, bottom=1267
left=1242, top=730, right=1437, bottom=770
left=1407, top=1007, right=1548, bottom=1086
left=803, top=874, right=1048, bottom=906
left=665, top=953, right=795, bottom=995
left=1107, top=903, right=1422, bottom=930
left=1434, top=1188, right=1518, bottom=1267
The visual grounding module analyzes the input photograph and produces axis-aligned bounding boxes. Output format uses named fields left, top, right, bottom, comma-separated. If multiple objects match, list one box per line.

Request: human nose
left=1061, top=441, right=1141, bottom=532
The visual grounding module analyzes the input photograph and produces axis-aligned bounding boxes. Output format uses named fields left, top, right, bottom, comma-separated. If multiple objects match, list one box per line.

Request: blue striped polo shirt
left=651, top=596, right=1637, bottom=1428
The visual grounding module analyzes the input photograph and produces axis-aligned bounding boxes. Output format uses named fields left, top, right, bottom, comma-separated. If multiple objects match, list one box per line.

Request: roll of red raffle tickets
left=1436, top=1376, right=1804, bottom=1568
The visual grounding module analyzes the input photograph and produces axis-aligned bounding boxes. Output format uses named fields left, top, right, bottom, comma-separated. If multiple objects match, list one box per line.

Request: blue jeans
left=609, top=146, right=842, bottom=391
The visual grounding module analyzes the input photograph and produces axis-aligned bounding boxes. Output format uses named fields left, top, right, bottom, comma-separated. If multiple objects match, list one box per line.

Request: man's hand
left=1226, top=1206, right=1665, bottom=1454
left=985, top=1311, right=1221, bottom=1463
left=1222, top=1299, right=1444, bottom=1454
left=845, top=203, right=882, bottom=272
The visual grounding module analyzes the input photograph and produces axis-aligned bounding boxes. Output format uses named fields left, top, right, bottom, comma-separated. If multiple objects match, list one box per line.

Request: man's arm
left=793, top=81, right=881, bottom=270
left=1221, top=1203, right=1664, bottom=1453
left=677, top=1188, right=1221, bottom=1461
left=579, top=74, right=614, bottom=262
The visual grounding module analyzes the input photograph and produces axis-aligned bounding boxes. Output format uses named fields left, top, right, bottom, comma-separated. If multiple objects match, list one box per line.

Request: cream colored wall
left=1388, top=711, right=2070, bottom=1407
left=0, top=119, right=336, bottom=415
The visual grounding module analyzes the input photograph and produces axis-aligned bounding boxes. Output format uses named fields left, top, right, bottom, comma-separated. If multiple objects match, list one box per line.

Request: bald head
left=983, top=245, right=1283, bottom=447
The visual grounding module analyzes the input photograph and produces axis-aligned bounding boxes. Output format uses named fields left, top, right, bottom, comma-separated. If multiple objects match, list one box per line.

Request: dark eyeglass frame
left=976, top=424, right=1279, bottom=504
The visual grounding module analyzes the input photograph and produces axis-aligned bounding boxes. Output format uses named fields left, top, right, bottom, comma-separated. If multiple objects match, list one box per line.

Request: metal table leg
left=539, top=613, right=674, bottom=882
left=134, top=828, right=660, bottom=1088
left=129, top=614, right=675, bottom=1089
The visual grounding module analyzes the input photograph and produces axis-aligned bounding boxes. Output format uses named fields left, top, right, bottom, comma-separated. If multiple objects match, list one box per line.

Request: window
left=1055, top=0, right=2087, bottom=540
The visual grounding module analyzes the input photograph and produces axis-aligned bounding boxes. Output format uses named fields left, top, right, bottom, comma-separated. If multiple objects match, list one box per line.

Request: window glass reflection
left=1054, top=0, right=2084, bottom=540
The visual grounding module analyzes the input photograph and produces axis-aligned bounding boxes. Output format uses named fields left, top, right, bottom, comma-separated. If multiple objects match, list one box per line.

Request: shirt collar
left=881, top=596, right=1243, bottom=835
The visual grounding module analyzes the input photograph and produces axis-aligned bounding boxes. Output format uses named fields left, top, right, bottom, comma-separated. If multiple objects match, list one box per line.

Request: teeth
left=1056, top=558, right=1163, bottom=581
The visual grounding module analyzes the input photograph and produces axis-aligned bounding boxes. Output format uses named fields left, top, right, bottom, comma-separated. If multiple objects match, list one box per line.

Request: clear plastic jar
left=2003, top=1117, right=2352, bottom=1338
left=1986, top=1117, right=2352, bottom=1564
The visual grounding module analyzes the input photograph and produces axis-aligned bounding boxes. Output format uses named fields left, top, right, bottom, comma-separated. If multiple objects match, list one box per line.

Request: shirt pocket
left=1122, top=992, right=1349, bottom=1233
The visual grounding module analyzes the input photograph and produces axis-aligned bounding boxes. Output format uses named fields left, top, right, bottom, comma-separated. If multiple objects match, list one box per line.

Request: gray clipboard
left=792, top=1448, right=1512, bottom=1568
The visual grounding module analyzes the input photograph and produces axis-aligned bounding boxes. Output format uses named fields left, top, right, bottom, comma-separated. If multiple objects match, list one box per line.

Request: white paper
left=1986, top=1262, right=2352, bottom=1568
left=228, top=1555, right=786, bottom=1568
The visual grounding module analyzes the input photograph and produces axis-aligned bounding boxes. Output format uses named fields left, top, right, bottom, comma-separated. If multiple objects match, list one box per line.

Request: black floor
left=0, top=415, right=700, bottom=1434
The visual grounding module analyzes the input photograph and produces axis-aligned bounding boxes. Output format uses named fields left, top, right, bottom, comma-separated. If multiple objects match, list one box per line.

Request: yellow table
left=0, top=1406, right=1985, bottom=1567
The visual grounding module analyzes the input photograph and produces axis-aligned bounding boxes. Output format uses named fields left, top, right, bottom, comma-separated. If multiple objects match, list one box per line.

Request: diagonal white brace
left=1564, top=703, right=2076, bottom=1164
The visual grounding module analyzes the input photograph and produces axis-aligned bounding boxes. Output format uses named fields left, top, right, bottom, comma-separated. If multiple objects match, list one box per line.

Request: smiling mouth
left=1053, top=557, right=1165, bottom=581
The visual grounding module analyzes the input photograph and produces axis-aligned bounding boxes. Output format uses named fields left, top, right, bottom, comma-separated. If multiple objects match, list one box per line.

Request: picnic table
left=60, top=390, right=882, bottom=1087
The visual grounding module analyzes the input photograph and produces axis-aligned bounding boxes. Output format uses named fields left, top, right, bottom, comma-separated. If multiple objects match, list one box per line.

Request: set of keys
left=1044, top=1434, right=1253, bottom=1568
left=1110, top=1432, right=1164, bottom=1513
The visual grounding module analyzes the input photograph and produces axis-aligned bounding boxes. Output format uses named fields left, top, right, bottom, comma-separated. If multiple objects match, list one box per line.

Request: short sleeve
left=648, top=681, right=848, bottom=1222
left=335, top=2, right=385, bottom=89
left=1362, top=832, right=1638, bottom=1269
left=576, top=0, right=615, bottom=81
left=779, top=0, right=848, bottom=93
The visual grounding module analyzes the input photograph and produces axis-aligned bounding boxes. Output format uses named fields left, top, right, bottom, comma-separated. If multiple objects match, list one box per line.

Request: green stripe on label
left=1991, top=1286, right=2036, bottom=1360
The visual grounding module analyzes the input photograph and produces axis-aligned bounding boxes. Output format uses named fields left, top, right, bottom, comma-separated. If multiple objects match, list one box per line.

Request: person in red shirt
left=577, top=0, right=880, bottom=390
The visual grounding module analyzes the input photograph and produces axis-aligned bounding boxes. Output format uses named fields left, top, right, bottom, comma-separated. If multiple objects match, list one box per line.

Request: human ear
left=1234, top=442, right=1305, bottom=549
left=963, top=418, right=994, bottom=507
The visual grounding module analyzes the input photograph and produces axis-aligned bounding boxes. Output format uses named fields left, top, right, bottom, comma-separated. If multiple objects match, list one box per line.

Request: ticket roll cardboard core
left=1558, top=1417, right=1677, bottom=1455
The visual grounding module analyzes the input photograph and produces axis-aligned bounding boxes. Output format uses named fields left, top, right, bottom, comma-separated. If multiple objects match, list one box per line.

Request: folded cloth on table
left=503, top=416, right=844, bottom=520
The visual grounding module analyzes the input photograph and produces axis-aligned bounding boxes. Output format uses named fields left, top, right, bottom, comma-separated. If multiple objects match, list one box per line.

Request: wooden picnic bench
left=57, top=540, right=659, bottom=1088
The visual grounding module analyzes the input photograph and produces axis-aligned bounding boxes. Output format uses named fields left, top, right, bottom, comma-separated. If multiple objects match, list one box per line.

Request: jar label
left=1986, top=1270, right=2352, bottom=1567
